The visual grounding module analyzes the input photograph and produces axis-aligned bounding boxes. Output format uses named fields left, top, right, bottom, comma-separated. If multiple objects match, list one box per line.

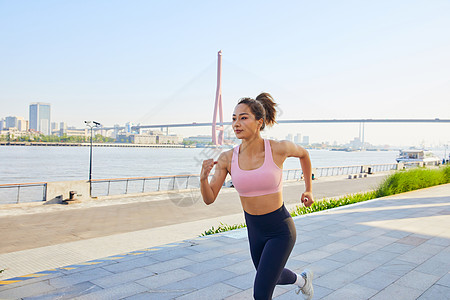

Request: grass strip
left=201, top=165, right=450, bottom=236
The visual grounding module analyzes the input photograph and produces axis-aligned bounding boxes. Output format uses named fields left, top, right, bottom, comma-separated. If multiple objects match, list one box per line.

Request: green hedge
left=201, top=165, right=450, bottom=236
left=375, top=166, right=450, bottom=197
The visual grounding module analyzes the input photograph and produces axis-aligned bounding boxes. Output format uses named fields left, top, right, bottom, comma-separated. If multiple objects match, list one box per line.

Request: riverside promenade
left=0, top=176, right=449, bottom=299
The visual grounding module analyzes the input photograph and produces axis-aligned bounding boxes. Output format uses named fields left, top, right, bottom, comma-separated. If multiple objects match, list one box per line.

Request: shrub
left=376, top=165, right=450, bottom=197
left=200, top=222, right=246, bottom=236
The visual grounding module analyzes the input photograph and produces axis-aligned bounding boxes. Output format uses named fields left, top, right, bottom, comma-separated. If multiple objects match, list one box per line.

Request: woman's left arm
left=281, top=140, right=314, bottom=207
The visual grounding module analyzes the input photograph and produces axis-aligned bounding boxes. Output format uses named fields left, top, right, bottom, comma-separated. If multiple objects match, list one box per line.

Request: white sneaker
left=295, top=269, right=314, bottom=299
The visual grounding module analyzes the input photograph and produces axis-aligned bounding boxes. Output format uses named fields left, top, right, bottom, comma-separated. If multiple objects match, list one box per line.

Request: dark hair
left=237, top=92, right=277, bottom=131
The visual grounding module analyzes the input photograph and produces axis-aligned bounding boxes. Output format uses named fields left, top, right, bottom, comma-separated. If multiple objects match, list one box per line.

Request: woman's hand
left=200, top=159, right=217, bottom=181
left=301, top=191, right=314, bottom=207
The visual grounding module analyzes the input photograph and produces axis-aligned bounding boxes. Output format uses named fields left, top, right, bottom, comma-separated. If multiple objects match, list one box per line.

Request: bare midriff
left=240, top=191, right=283, bottom=215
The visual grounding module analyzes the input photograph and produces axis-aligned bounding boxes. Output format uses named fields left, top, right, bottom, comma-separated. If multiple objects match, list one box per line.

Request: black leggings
left=245, top=204, right=297, bottom=300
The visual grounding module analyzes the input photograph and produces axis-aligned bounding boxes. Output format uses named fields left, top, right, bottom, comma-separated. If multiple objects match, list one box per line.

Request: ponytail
left=237, top=92, right=277, bottom=131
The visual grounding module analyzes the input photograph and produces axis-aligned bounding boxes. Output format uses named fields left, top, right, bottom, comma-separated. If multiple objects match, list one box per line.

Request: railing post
left=142, top=178, right=146, bottom=193
left=43, top=183, right=47, bottom=201
left=185, top=176, right=190, bottom=189
left=125, top=179, right=129, bottom=194
left=17, top=186, right=20, bottom=204
left=107, top=181, right=111, bottom=196
left=158, top=177, right=161, bottom=191
left=172, top=176, right=176, bottom=190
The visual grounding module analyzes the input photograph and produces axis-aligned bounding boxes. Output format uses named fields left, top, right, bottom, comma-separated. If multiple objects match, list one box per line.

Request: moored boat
left=396, top=149, right=440, bottom=166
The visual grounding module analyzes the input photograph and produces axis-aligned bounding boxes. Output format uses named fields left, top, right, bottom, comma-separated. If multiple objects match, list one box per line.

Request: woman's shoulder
left=267, top=139, right=291, bottom=148
left=218, top=148, right=234, bottom=161
left=268, top=139, right=295, bottom=155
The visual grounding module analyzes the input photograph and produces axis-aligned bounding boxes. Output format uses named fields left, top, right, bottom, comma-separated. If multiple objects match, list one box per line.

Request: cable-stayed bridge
left=97, top=118, right=450, bottom=132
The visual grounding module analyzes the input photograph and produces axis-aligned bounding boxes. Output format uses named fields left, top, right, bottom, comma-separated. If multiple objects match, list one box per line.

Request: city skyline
left=1, top=1, right=449, bottom=146
left=1, top=102, right=449, bottom=148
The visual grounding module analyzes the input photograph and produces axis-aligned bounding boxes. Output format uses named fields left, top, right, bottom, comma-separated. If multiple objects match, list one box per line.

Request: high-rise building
left=0, top=119, right=4, bottom=131
left=29, top=103, right=51, bottom=135
left=294, top=133, right=302, bottom=144
left=5, top=116, right=18, bottom=129
left=286, top=133, right=293, bottom=142
left=302, top=136, right=310, bottom=145
left=17, top=117, right=28, bottom=131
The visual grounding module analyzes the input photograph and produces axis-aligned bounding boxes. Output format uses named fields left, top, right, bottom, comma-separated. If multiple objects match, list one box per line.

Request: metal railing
left=90, top=174, right=204, bottom=197
left=314, top=163, right=399, bottom=178
left=0, top=162, right=424, bottom=202
left=0, top=182, right=47, bottom=204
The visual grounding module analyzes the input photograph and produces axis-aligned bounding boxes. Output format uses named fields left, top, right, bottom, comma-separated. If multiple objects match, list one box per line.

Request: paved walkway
left=0, top=174, right=386, bottom=279
left=1, top=183, right=450, bottom=299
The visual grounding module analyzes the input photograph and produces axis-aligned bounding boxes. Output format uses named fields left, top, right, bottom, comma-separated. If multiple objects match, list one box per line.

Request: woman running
left=200, top=92, right=314, bottom=300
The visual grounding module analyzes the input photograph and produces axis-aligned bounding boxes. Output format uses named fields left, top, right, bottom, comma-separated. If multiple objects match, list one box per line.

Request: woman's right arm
left=200, top=152, right=229, bottom=205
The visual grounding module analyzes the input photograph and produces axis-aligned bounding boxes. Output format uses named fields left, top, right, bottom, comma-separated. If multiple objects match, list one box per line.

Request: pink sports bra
left=230, top=139, right=283, bottom=197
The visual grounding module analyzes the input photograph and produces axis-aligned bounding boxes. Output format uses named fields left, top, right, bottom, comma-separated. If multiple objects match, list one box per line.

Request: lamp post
left=85, top=121, right=101, bottom=196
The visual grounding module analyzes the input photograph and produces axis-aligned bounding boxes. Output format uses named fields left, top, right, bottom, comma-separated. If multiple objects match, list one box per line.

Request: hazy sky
left=1, top=0, right=449, bottom=146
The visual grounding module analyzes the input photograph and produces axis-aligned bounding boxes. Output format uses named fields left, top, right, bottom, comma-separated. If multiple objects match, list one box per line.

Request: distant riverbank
left=0, top=141, right=193, bottom=148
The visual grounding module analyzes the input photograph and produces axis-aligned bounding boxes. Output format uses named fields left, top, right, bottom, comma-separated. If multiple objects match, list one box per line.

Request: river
left=2, top=145, right=445, bottom=185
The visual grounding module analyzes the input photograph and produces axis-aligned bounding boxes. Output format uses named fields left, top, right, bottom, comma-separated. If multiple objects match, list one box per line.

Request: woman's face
left=232, top=104, right=263, bottom=139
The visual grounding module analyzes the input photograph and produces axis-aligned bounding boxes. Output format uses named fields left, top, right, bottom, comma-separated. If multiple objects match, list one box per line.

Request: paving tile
left=182, top=256, right=241, bottom=274
left=362, top=228, right=390, bottom=238
left=57, top=261, right=117, bottom=275
left=363, top=249, right=400, bottom=264
left=124, top=290, right=190, bottom=300
left=394, top=270, right=439, bottom=292
left=350, top=241, right=386, bottom=254
left=101, top=256, right=159, bottom=273
left=0, top=281, right=56, bottom=299
left=72, top=282, right=147, bottom=300
left=327, top=249, right=365, bottom=264
left=136, top=269, right=195, bottom=289
left=336, top=258, right=381, bottom=276
left=415, top=256, right=450, bottom=277
left=49, top=268, right=113, bottom=289
left=322, top=282, right=378, bottom=300
left=290, top=241, right=318, bottom=255
left=371, top=235, right=398, bottom=246
left=417, top=284, right=450, bottom=300
left=90, top=267, right=151, bottom=288
left=222, top=259, right=255, bottom=275
left=328, top=229, right=359, bottom=238
left=377, top=259, right=417, bottom=277
left=224, top=288, right=253, bottom=300
left=291, top=249, right=331, bottom=263
left=161, top=269, right=237, bottom=291
left=397, top=236, right=429, bottom=246
left=346, top=224, right=371, bottom=232
left=143, top=257, right=195, bottom=274
left=396, top=248, right=436, bottom=265
left=149, top=247, right=199, bottom=262
left=185, top=248, right=229, bottom=262
left=0, top=271, right=64, bottom=289
left=353, top=269, right=400, bottom=290
left=413, top=242, right=446, bottom=255
left=314, top=269, right=360, bottom=290
left=188, top=240, right=229, bottom=252
left=339, top=234, right=372, bottom=246
left=304, top=258, right=345, bottom=278
left=23, top=281, right=102, bottom=300
left=370, top=283, right=424, bottom=300
left=380, top=242, right=416, bottom=254
left=318, top=242, right=352, bottom=254
left=175, top=282, right=242, bottom=300
left=224, top=271, right=255, bottom=290
left=285, top=258, right=309, bottom=273
left=436, top=272, right=450, bottom=288
left=426, top=237, right=450, bottom=247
